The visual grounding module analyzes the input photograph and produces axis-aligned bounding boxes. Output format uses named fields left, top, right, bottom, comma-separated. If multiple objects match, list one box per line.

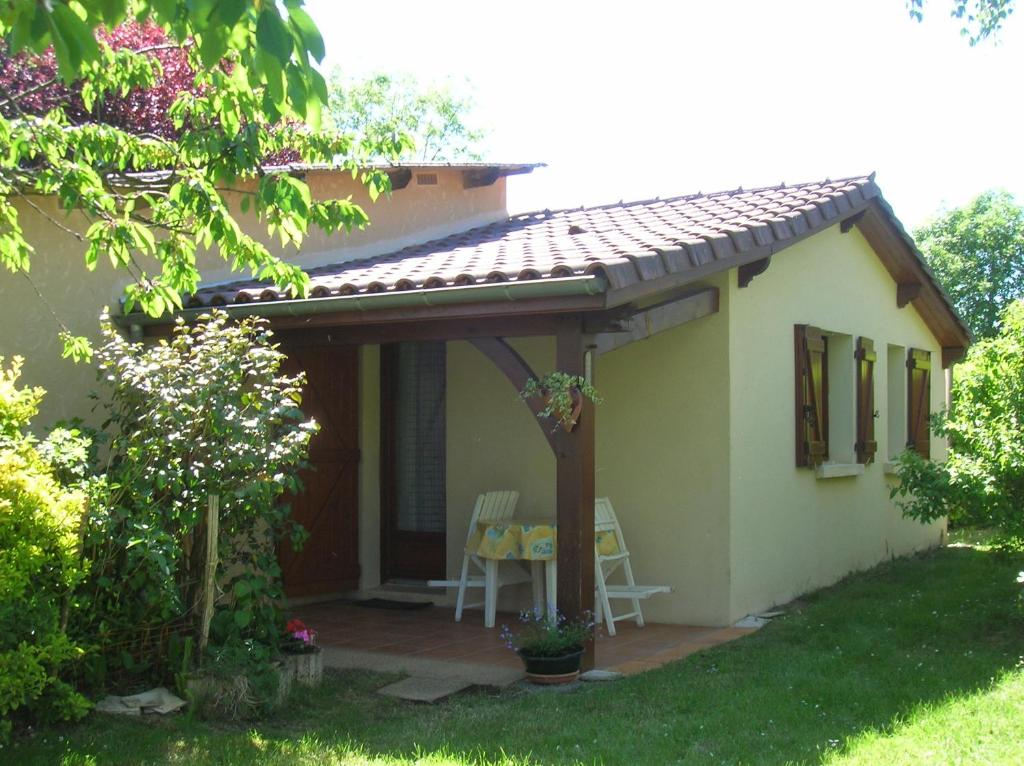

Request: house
left=0, top=166, right=968, bottom=649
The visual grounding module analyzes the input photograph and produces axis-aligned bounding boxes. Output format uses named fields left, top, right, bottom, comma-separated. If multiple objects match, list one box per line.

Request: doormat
left=354, top=598, right=433, bottom=611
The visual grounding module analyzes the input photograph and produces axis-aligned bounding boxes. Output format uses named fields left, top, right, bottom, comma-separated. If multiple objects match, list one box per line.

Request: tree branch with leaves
left=0, top=2, right=411, bottom=362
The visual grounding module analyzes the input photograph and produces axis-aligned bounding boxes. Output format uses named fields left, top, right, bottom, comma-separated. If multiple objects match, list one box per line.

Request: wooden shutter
left=907, top=348, right=931, bottom=459
left=855, top=337, right=877, bottom=464
left=795, top=325, right=829, bottom=467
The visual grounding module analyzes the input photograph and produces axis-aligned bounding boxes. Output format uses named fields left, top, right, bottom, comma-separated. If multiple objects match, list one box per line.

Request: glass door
left=380, top=341, right=447, bottom=581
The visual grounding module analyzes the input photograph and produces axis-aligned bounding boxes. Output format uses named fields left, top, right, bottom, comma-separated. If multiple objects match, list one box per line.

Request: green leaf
left=233, top=580, right=251, bottom=598
left=59, top=333, right=93, bottom=363
left=288, top=8, right=326, bottom=62
left=256, top=9, right=294, bottom=65
left=234, top=609, right=253, bottom=628
left=213, top=0, right=247, bottom=28
left=48, top=5, right=101, bottom=82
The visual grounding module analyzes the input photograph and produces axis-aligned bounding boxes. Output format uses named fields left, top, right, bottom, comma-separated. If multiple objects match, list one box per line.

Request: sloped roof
left=192, top=175, right=881, bottom=305
left=186, top=174, right=969, bottom=351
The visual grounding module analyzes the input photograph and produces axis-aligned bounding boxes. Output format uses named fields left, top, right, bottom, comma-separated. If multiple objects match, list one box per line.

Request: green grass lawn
left=10, top=541, right=1024, bottom=765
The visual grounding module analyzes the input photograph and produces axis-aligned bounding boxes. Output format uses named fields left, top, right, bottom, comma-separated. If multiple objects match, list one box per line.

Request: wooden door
left=278, top=345, right=361, bottom=598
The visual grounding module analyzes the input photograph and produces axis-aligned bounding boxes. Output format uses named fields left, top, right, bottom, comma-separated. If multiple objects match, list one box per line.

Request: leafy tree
left=326, top=71, right=485, bottom=162
left=0, top=21, right=194, bottom=138
left=915, top=190, right=1024, bottom=340
left=892, top=299, right=1024, bottom=547
left=72, top=310, right=315, bottom=685
left=907, top=0, right=1015, bottom=44
left=0, top=2, right=406, bottom=361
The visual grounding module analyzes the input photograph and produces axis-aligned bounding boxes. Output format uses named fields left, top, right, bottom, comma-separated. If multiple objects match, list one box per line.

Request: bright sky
left=306, top=0, right=1023, bottom=230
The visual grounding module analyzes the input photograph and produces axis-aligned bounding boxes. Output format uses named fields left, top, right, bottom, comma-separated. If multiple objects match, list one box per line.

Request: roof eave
left=117, top=274, right=607, bottom=329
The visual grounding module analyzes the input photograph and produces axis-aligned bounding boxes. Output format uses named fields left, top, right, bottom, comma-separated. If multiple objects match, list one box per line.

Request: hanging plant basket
left=521, top=373, right=601, bottom=433
left=544, top=386, right=584, bottom=432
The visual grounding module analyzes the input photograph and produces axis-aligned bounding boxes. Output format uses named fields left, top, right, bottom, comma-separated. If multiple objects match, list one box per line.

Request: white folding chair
left=427, top=490, right=529, bottom=625
left=594, top=497, right=672, bottom=636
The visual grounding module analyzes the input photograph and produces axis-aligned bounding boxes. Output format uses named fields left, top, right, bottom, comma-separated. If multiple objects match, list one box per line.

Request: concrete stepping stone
left=580, top=669, right=624, bottom=682
left=377, top=676, right=472, bottom=703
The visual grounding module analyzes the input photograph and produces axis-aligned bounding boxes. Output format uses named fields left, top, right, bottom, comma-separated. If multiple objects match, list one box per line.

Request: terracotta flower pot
left=517, top=648, right=584, bottom=684
left=540, top=387, right=584, bottom=432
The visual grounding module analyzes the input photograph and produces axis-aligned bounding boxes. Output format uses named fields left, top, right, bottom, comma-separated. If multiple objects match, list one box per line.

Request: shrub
left=0, top=359, right=89, bottom=742
left=892, top=299, right=1024, bottom=547
left=72, top=311, right=316, bottom=687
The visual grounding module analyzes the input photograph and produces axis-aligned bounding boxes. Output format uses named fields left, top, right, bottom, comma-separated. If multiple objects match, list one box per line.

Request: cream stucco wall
left=436, top=273, right=733, bottom=624
left=444, top=337, right=557, bottom=611
left=726, top=224, right=947, bottom=622
left=593, top=271, right=732, bottom=625
left=0, top=170, right=508, bottom=427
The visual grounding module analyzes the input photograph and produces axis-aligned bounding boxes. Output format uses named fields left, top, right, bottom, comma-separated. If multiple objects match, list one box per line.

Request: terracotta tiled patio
left=296, top=600, right=757, bottom=676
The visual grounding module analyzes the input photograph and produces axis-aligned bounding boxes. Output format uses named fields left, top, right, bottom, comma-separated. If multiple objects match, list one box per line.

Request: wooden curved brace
left=469, top=336, right=569, bottom=456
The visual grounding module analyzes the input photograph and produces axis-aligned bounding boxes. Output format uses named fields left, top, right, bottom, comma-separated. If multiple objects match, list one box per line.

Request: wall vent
left=416, top=173, right=439, bottom=186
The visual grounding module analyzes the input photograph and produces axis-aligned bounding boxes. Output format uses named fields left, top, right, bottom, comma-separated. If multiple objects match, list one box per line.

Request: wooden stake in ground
left=198, top=494, right=220, bottom=655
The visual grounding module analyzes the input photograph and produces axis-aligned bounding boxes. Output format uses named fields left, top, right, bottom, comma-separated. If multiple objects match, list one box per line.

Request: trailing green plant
left=521, top=372, right=601, bottom=430
left=892, top=299, right=1024, bottom=548
left=0, top=358, right=90, bottom=742
left=500, top=610, right=593, bottom=658
left=71, top=310, right=316, bottom=687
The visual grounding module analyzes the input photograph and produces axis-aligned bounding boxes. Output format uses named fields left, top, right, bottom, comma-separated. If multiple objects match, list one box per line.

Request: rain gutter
left=115, top=274, right=608, bottom=328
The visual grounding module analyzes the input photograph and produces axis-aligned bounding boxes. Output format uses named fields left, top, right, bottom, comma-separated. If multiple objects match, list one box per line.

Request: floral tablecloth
left=467, top=520, right=619, bottom=561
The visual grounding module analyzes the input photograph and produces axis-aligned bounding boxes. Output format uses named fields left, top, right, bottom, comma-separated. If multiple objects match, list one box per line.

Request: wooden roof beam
left=462, top=168, right=502, bottom=189
left=594, top=286, right=719, bottom=355
left=737, top=257, right=771, bottom=288
left=386, top=168, right=413, bottom=191
left=897, top=282, right=922, bottom=308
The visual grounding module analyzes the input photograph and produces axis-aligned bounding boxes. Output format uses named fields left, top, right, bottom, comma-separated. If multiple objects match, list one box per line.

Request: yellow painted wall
left=443, top=337, right=557, bottom=611
left=726, top=225, right=946, bottom=622
left=594, top=271, right=733, bottom=625
left=0, top=170, right=508, bottom=428
left=438, top=272, right=733, bottom=624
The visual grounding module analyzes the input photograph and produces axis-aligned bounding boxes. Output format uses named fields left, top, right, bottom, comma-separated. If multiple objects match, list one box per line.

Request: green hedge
left=0, top=359, right=90, bottom=742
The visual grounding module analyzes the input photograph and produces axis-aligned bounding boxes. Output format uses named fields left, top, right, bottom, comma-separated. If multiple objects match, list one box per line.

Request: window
left=826, top=333, right=855, bottom=464
left=855, top=337, right=877, bottom=464
left=907, top=348, right=931, bottom=459
left=795, top=325, right=828, bottom=467
left=887, top=344, right=907, bottom=460
left=795, top=325, right=858, bottom=469
left=392, top=341, right=447, bottom=533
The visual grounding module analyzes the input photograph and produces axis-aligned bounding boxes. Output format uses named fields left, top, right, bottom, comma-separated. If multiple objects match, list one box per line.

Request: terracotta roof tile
left=190, top=175, right=881, bottom=306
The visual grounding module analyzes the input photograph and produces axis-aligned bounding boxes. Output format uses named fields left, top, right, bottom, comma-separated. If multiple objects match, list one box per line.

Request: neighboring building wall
left=727, top=224, right=947, bottom=622
left=439, top=271, right=733, bottom=625
left=0, top=170, right=509, bottom=427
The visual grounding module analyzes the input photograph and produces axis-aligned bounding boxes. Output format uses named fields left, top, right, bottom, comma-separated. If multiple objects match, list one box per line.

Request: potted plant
left=280, top=618, right=323, bottom=687
left=521, top=372, right=601, bottom=432
left=501, top=610, right=593, bottom=684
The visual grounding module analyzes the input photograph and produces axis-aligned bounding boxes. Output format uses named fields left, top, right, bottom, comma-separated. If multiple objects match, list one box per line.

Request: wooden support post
left=198, top=494, right=220, bottom=656
left=555, top=317, right=597, bottom=670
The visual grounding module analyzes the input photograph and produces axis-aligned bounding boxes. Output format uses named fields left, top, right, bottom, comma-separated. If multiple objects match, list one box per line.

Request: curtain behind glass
left=393, top=341, right=446, bottom=533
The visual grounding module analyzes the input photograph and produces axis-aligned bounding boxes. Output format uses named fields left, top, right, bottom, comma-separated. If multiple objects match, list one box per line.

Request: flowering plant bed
left=281, top=619, right=322, bottom=686
left=283, top=619, right=318, bottom=653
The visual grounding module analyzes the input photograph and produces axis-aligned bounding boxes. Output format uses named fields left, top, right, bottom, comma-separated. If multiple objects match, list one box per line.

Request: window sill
left=883, top=461, right=900, bottom=476
left=815, top=463, right=865, bottom=480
